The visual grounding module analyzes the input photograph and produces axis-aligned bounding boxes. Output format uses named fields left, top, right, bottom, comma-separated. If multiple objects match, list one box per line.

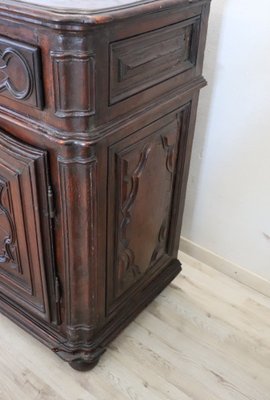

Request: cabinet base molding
left=1, top=258, right=181, bottom=370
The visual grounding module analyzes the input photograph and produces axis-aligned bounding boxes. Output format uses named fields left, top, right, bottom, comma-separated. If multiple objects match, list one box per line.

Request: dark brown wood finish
left=0, top=0, right=211, bottom=371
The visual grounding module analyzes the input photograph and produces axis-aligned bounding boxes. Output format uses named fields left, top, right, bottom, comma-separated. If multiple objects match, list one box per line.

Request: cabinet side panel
left=106, top=104, right=192, bottom=314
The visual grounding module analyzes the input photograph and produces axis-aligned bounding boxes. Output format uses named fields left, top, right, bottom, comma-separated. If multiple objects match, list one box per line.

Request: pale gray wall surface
left=182, top=0, right=270, bottom=280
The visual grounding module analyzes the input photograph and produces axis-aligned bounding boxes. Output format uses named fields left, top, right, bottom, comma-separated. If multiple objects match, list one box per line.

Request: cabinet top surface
left=0, top=0, right=208, bottom=26
left=0, top=0, right=206, bottom=16
left=8, top=0, right=155, bottom=11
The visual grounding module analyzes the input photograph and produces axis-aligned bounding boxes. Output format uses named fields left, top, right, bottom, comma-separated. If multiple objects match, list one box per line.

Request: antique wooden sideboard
left=0, top=0, right=210, bottom=370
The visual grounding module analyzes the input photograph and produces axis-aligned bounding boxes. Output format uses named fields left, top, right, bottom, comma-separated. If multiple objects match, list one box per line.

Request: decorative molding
left=161, top=134, right=175, bottom=175
left=58, top=154, right=98, bottom=344
left=0, top=48, right=33, bottom=100
left=66, top=324, right=95, bottom=343
left=107, top=115, right=182, bottom=308
left=109, top=16, right=200, bottom=104
left=0, top=130, right=53, bottom=320
left=117, top=143, right=152, bottom=292
left=179, top=237, right=270, bottom=298
left=0, top=36, right=43, bottom=109
left=51, top=50, right=96, bottom=118
left=149, top=132, right=177, bottom=265
left=149, top=216, right=168, bottom=265
left=57, top=155, right=95, bottom=165
left=0, top=179, right=18, bottom=267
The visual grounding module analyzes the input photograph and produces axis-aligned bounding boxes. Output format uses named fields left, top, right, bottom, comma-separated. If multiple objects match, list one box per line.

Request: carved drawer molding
left=0, top=36, right=43, bottom=109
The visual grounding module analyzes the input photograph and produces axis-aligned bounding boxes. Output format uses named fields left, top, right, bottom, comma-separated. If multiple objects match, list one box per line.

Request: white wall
left=181, top=0, right=270, bottom=280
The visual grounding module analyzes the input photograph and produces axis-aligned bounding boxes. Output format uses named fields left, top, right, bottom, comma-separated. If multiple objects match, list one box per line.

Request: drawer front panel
left=106, top=105, right=190, bottom=313
left=0, top=130, right=53, bottom=321
left=0, top=36, right=43, bottom=109
left=109, top=16, right=200, bottom=104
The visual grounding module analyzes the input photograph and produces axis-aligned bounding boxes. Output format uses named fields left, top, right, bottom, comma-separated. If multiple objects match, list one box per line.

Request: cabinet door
left=107, top=107, right=189, bottom=312
left=0, top=129, right=55, bottom=322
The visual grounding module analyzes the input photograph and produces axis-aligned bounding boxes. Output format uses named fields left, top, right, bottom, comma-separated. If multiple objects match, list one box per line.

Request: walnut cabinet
left=0, top=0, right=210, bottom=370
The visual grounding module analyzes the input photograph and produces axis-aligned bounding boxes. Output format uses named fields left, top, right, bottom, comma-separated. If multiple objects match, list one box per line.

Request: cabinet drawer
left=109, top=16, right=200, bottom=105
left=0, top=36, right=43, bottom=109
left=0, top=130, right=55, bottom=322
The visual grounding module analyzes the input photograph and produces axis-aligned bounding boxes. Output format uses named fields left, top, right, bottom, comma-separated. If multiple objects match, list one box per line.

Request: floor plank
left=0, top=252, right=270, bottom=400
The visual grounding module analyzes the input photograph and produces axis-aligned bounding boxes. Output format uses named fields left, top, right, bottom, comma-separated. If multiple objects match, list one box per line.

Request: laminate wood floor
left=0, top=252, right=270, bottom=400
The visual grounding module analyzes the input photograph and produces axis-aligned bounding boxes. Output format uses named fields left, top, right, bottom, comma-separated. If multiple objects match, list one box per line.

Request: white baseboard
left=179, top=236, right=270, bottom=298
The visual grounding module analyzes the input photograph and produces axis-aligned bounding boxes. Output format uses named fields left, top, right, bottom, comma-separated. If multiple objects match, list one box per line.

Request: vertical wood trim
left=58, top=154, right=99, bottom=343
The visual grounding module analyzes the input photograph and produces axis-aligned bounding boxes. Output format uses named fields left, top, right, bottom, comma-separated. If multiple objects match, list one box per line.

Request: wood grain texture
left=12, top=0, right=161, bottom=11
left=0, top=36, right=43, bottom=109
left=109, top=17, right=200, bottom=104
left=107, top=111, right=183, bottom=307
left=0, top=129, right=55, bottom=322
left=0, top=0, right=210, bottom=50
left=51, top=51, right=95, bottom=117
left=0, top=0, right=207, bottom=20
left=0, top=0, right=210, bottom=370
left=0, top=252, right=270, bottom=400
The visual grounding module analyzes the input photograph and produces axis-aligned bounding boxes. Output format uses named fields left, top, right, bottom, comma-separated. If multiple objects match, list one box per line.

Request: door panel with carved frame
left=0, top=128, right=56, bottom=322
left=106, top=105, right=191, bottom=313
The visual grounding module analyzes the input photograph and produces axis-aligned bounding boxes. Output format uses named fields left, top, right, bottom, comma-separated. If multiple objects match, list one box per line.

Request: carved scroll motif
left=0, top=48, right=33, bottom=101
left=0, top=37, right=43, bottom=109
left=117, top=144, right=152, bottom=291
left=150, top=134, right=177, bottom=265
left=116, top=131, right=178, bottom=291
left=0, top=180, right=17, bottom=266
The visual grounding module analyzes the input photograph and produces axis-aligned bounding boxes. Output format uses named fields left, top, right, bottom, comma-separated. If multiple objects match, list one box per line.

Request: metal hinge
left=48, top=185, right=55, bottom=219
left=55, top=276, right=61, bottom=303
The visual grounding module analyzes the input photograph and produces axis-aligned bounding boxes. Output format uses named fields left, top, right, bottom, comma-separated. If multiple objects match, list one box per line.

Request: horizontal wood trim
left=0, top=0, right=209, bottom=27
left=179, top=237, right=270, bottom=298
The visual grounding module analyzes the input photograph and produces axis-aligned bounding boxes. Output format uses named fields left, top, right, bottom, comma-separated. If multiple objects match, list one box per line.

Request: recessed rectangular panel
left=109, top=16, right=200, bottom=104
left=51, top=51, right=96, bottom=117
left=0, top=130, right=54, bottom=321
left=106, top=108, right=190, bottom=313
